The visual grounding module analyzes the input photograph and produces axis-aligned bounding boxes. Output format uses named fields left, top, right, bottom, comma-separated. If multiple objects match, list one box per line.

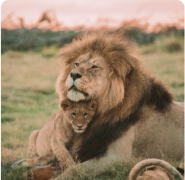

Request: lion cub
left=12, top=99, right=97, bottom=170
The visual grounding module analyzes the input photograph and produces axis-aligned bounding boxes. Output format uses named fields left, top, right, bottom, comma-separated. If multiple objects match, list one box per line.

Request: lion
left=52, top=32, right=184, bottom=179
left=128, top=158, right=183, bottom=180
left=11, top=99, right=97, bottom=171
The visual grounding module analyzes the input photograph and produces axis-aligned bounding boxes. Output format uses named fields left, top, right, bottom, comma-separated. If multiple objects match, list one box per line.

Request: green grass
left=141, top=51, right=184, bottom=102
left=1, top=51, right=59, bottom=162
left=139, top=35, right=184, bottom=54
left=40, top=45, right=59, bottom=58
left=1, top=37, right=184, bottom=179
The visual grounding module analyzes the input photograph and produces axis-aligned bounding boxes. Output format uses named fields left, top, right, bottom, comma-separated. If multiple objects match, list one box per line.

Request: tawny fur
left=12, top=100, right=97, bottom=171
left=53, top=32, right=183, bottom=179
left=128, top=159, right=183, bottom=180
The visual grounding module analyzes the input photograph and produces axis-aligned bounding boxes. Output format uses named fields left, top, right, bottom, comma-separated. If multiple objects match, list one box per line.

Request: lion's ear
left=60, top=99, right=73, bottom=111
left=88, top=100, right=97, bottom=110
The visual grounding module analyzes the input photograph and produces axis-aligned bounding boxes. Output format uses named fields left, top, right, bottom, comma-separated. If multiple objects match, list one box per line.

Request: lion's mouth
left=74, top=129, right=85, bottom=133
left=69, top=85, right=89, bottom=97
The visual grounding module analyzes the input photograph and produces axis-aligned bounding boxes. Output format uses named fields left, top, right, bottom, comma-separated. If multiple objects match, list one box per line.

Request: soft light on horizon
left=1, top=0, right=184, bottom=30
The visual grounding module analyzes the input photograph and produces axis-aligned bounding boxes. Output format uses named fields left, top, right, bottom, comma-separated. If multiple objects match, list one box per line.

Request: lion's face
left=61, top=99, right=97, bottom=133
left=65, top=53, right=110, bottom=102
left=56, top=33, right=137, bottom=114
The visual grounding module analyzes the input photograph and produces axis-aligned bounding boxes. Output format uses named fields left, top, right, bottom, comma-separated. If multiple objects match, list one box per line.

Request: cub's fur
left=12, top=100, right=97, bottom=170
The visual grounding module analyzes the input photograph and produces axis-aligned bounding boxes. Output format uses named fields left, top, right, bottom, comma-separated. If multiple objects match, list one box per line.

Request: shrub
left=165, top=40, right=182, bottom=52
left=139, top=35, right=184, bottom=54
left=40, top=45, right=59, bottom=58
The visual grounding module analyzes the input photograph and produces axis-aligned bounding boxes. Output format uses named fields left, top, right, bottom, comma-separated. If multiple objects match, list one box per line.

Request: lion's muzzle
left=68, top=85, right=89, bottom=102
left=70, top=72, right=82, bottom=81
left=66, top=68, right=90, bottom=101
left=69, top=85, right=88, bottom=97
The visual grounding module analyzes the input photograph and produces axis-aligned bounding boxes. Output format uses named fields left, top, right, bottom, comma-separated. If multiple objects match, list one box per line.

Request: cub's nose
left=70, top=72, right=82, bottom=81
left=77, top=125, right=83, bottom=129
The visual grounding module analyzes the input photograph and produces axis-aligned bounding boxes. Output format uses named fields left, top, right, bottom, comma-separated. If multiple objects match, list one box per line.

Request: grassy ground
left=1, top=38, right=184, bottom=179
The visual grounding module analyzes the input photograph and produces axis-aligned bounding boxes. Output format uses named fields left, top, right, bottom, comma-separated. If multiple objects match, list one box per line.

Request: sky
left=1, top=0, right=184, bottom=28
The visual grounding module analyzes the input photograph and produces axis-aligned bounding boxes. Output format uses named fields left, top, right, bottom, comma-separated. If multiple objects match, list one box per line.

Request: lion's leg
left=28, top=129, right=40, bottom=158
left=11, top=154, right=55, bottom=168
left=51, top=131, right=75, bottom=171
left=54, top=126, right=135, bottom=179
left=12, top=128, right=54, bottom=168
left=66, top=157, right=118, bottom=179
left=51, top=155, right=119, bottom=180
left=34, top=154, right=55, bottom=166
left=11, top=130, right=40, bottom=169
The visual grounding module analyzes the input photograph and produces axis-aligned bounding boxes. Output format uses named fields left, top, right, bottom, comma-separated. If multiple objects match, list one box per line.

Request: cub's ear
left=88, top=100, right=97, bottom=110
left=60, top=99, right=73, bottom=111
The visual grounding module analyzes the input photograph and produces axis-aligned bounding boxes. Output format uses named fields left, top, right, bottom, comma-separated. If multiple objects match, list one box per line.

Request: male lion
left=53, top=32, right=183, bottom=179
left=12, top=99, right=97, bottom=171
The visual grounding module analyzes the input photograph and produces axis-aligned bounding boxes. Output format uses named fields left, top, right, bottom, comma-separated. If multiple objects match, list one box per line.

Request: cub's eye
left=91, top=65, right=98, bottom=69
left=84, top=113, right=88, bottom=117
left=74, top=63, right=79, bottom=67
left=71, top=113, right=76, bottom=117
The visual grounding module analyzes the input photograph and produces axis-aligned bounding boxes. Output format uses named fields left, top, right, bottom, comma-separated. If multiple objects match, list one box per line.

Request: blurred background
left=1, top=1, right=184, bottom=179
left=1, top=0, right=184, bottom=52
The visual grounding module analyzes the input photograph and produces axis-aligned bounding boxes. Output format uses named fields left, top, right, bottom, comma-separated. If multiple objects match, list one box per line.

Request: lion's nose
left=70, top=73, right=82, bottom=81
left=77, top=125, right=83, bottom=129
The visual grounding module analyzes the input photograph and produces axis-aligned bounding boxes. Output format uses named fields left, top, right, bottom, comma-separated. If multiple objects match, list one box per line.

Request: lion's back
left=133, top=102, right=184, bottom=160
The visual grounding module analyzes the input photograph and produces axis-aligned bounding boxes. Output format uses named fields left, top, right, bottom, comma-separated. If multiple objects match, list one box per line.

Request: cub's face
left=61, top=99, right=97, bottom=133
left=65, top=53, right=110, bottom=102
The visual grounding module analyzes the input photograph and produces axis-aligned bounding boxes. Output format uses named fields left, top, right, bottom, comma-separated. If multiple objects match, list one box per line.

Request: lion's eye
left=71, top=113, right=76, bottom=117
left=91, top=65, right=98, bottom=69
left=74, top=63, right=79, bottom=67
left=84, top=113, right=88, bottom=117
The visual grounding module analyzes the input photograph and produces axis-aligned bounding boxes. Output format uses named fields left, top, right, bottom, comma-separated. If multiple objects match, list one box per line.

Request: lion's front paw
left=59, top=159, right=75, bottom=171
left=54, top=167, right=79, bottom=180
